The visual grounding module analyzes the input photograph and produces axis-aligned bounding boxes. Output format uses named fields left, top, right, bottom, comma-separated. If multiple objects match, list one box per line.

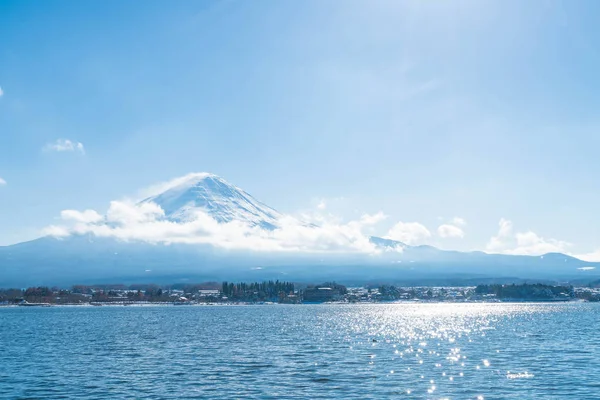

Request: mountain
left=369, top=236, right=408, bottom=250
left=140, top=173, right=283, bottom=229
left=1, top=173, right=599, bottom=287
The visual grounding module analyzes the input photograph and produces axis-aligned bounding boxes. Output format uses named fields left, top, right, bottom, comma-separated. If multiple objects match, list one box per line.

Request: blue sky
left=1, top=0, right=600, bottom=258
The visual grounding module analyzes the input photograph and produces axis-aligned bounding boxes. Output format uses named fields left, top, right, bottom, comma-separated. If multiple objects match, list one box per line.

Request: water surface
left=1, top=303, right=599, bottom=399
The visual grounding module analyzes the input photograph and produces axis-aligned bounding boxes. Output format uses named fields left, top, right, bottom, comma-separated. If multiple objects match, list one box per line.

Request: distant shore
left=0, top=298, right=588, bottom=308
left=2, top=282, right=599, bottom=307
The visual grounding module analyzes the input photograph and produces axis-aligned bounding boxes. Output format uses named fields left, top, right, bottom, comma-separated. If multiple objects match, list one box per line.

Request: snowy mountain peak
left=140, top=173, right=283, bottom=230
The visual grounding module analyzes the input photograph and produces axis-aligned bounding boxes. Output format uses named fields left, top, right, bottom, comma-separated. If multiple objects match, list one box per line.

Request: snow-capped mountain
left=1, top=172, right=599, bottom=287
left=140, top=173, right=284, bottom=230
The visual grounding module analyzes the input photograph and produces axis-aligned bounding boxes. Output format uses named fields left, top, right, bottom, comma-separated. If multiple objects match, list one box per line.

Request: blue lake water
left=1, top=303, right=599, bottom=399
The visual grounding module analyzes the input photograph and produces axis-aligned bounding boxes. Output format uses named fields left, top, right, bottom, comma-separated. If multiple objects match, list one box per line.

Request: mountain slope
left=1, top=234, right=598, bottom=287
left=1, top=172, right=599, bottom=286
left=369, top=236, right=408, bottom=250
left=140, top=173, right=283, bottom=229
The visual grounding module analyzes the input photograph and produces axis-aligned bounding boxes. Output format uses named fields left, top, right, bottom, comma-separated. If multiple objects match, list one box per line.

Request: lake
left=1, top=303, right=599, bottom=399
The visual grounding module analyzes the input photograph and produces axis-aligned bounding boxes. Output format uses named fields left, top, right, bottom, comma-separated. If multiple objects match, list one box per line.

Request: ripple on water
left=0, top=303, right=599, bottom=399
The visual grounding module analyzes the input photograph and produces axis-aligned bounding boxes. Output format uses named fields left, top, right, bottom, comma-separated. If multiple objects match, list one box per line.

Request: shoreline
left=0, top=299, right=588, bottom=308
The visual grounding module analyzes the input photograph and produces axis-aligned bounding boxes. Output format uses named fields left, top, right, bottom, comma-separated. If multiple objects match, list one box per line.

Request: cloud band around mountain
left=44, top=200, right=394, bottom=254
left=41, top=173, right=585, bottom=259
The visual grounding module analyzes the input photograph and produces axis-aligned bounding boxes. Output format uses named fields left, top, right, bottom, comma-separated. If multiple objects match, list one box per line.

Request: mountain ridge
left=0, top=172, right=598, bottom=286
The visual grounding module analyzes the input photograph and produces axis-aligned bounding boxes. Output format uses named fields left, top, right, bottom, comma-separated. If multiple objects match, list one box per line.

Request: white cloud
left=42, top=225, right=71, bottom=238
left=385, top=221, right=431, bottom=245
left=437, top=224, right=464, bottom=239
left=511, top=231, right=570, bottom=255
left=0, top=177, right=5, bottom=186
left=497, top=218, right=513, bottom=237
left=44, top=139, right=85, bottom=155
left=359, top=211, right=387, bottom=225
left=486, top=218, right=513, bottom=253
left=574, top=250, right=600, bottom=262
left=60, top=209, right=103, bottom=224
left=43, top=200, right=395, bottom=254
left=317, top=200, right=327, bottom=210
left=106, top=201, right=164, bottom=225
left=0, top=86, right=3, bottom=97
left=486, top=218, right=570, bottom=256
left=451, top=217, right=466, bottom=226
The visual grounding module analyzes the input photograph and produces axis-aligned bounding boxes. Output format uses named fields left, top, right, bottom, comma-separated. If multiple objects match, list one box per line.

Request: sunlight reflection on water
left=1, top=303, right=599, bottom=399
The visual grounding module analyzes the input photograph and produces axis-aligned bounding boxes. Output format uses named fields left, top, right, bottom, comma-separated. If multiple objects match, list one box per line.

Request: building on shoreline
left=302, top=287, right=340, bottom=303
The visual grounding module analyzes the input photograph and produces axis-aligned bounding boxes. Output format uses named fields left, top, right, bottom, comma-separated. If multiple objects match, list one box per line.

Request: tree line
left=475, top=283, right=574, bottom=300
left=221, top=280, right=295, bottom=301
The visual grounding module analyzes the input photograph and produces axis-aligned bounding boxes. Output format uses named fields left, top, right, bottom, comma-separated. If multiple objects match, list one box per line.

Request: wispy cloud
left=0, top=86, right=3, bottom=97
left=385, top=221, right=431, bottom=245
left=0, top=177, right=6, bottom=186
left=359, top=211, right=387, bottom=225
left=137, top=172, right=216, bottom=199
left=451, top=217, right=466, bottom=227
left=437, top=224, right=465, bottom=239
left=44, top=139, right=85, bottom=155
left=574, top=250, right=600, bottom=262
left=310, top=197, right=347, bottom=214
left=486, top=218, right=570, bottom=256
left=60, top=209, right=103, bottom=224
left=436, top=217, right=466, bottom=239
